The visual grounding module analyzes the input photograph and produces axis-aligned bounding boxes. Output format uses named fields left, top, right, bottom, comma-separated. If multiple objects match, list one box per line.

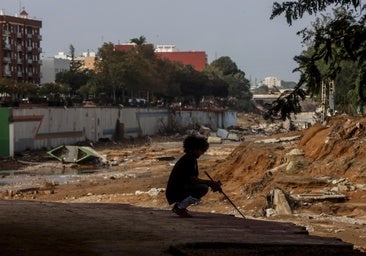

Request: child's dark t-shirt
left=165, top=153, right=198, bottom=205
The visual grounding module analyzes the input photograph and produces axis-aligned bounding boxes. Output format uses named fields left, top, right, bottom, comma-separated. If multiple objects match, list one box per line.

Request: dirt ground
left=1, top=113, right=366, bottom=252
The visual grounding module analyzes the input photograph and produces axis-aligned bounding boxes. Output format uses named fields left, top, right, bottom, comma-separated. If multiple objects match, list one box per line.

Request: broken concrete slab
left=227, top=133, right=241, bottom=141
left=266, top=188, right=293, bottom=216
left=255, top=135, right=301, bottom=144
left=208, top=136, right=223, bottom=144
left=287, top=148, right=305, bottom=156
left=291, top=194, right=348, bottom=203
left=217, top=128, right=229, bottom=139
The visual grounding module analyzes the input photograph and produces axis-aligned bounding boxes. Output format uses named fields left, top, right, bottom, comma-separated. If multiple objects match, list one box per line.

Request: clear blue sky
left=2, top=0, right=314, bottom=82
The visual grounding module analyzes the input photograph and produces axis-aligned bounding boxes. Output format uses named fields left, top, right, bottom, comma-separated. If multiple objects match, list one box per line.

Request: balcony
left=3, top=57, right=11, bottom=63
left=17, top=72, right=23, bottom=77
left=3, top=43, right=11, bottom=50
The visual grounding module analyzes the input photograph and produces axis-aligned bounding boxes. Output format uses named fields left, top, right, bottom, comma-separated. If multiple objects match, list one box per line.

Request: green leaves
left=267, top=0, right=366, bottom=119
left=264, top=87, right=307, bottom=121
left=271, top=0, right=360, bottom=25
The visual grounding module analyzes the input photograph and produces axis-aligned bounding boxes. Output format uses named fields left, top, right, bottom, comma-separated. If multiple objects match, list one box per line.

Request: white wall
left=171, top=109, right=236, bottom=130
left=9, top=107, right=236, bottom=152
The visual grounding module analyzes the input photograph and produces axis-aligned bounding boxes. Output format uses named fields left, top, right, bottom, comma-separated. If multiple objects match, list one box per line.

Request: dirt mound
left=209, top=114, right=366, bottom=216
left=299, top=116, right=366, bottom=182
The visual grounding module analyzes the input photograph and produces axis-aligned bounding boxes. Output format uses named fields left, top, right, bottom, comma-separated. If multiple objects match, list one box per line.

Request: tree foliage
left=4, top=37, right=252, bottom=108
left=267, top=0, right=366, bottom=119
left=91, top=40, right=236, bottom=107
left=271, top=0, right=361, bottom=25
left=207, top=56, right=252, bottom=111
left=0, top=78, right=38, bottom=103
left=55, top=69, right=92, bottom=96
left=68, top=44, right=83, bottom=72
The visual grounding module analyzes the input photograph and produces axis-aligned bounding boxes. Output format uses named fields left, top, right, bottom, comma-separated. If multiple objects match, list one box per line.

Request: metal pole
left=204, top=171, right=246, bottom=219
left=321, top=80, right=327, bottom=123
left=329, top=80, right=335, bottom=115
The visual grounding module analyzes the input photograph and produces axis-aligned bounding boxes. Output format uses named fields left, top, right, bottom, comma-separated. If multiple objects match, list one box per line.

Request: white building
left=40, top=57, right=70, bottom=84
left=54, top=52, right=70, bottom=59
left=263, top=76, right=281, bottom=88
left=155, top=45, right=178, bottom=52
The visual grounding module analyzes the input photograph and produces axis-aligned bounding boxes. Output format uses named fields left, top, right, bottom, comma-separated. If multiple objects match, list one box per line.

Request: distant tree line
left=0, top=37, right=254, bottom=112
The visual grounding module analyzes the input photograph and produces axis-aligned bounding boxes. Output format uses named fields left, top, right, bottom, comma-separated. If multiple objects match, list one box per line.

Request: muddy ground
left=1, top=113, right=366, bottom=252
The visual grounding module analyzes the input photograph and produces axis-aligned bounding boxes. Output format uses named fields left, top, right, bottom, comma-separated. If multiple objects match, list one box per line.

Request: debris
left=47, top=145, right=105, bottom=164
left=216, top=128, right=229, bottom=139
left=199, top=126, right=211, bottom=136
left=255, top=135, right=301, bottom=144
left=291, top=194, right=348, bottom=204
left=135, top=188, right=165, bottom=196
left=266, top=163, right=287, bottom=176
left=265, top=188, right=293, bottom=216
left=207, top=136, right=222, bottom=144
left=286, top=149, right=305, bottom=156
left=227, top=133, right=240, bottom=141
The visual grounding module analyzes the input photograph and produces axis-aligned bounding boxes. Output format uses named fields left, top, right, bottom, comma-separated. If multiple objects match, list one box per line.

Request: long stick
left=205, top=171, right=246, bottom=219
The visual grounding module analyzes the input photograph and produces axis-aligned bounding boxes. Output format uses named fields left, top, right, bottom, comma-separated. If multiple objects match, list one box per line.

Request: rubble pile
left=211, top=114, right=366, bottom=218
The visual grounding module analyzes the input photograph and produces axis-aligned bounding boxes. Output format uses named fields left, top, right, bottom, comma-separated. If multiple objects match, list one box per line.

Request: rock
left=207, top=136, right=222, bottom=144
left=227, top=133, right=240, bottom=141
left=216, top=128, right=229, bottom=139
left=266, top=188, right=293, bottom=216
left=265, top=208, right=277, bottom=217
left=199, top=126, right=211, bottom=136
left=286, top=160, right=305, bottom=174
left=43, top=190, right=54, bottom=195
left=286, top=149, right=305, bottom=156
left=273, top=188, right=293, bottom=215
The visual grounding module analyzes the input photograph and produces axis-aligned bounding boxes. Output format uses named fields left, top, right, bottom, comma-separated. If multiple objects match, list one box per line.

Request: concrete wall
left=171, top=109, right=236, bottom=130
left=3, top=107, right=236, bottom=154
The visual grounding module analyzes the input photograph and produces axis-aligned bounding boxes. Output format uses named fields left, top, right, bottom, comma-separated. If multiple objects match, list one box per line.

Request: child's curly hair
left=183, top=135, right=209, bottom=153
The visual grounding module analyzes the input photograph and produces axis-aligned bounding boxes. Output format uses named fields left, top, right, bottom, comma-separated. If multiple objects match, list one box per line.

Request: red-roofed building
left=155, top=51, right=207, bottom=71
left=114, top=44, right=207, bottom=71
left=114, top=43, right=136, bottom=52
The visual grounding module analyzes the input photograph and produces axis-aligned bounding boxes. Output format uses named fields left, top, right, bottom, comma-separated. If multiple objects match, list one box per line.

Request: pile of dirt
left=210, top=115, right=366, bottom=210
left=203, top=114, right=366, bottom=251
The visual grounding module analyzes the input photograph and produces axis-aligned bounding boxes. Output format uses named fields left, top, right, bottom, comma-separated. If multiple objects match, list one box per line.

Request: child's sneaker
left=172, top=204, right=192, bottom=218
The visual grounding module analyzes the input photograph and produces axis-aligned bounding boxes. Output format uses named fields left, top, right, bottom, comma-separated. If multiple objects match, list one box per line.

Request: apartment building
left=0, top=9, right=42, bottom=84
left=75, top=51, right=96, bottom=70
left=263, top=76, right=281, bottom=88
left=40, top=57, right=70, bottom=84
